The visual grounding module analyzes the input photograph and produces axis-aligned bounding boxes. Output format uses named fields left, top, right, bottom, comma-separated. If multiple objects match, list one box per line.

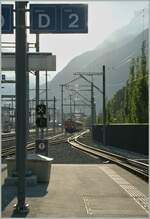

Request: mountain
left=44, top=27, right=148, bottom=113
left=2, top=8, right=149, bottom=115
left=96, top=8, right=148, bottom=52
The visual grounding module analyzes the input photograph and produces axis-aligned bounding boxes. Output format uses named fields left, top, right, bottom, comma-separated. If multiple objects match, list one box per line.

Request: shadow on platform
left=26, top=182, right=49, bottom=197
left=11, top=209, right=29, bottom=218
left=2, top=185, right=16, bottom=211
left=2, top=166, right=51, bottom=217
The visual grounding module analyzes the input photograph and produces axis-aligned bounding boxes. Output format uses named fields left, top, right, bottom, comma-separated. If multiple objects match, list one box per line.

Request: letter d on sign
left=38, top=14, right=50, bottom=28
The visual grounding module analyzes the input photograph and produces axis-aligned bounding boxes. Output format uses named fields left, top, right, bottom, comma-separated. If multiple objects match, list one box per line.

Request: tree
left=105, top=41, right=148, bottom=123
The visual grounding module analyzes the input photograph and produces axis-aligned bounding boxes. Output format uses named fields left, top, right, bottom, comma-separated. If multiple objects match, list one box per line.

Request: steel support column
left=46, top=70, right=48, bottom=137
left=15, top=1, right=28, bottom=212
left=35, top=34, right=39, bottom=139
left=91, top=82, right=94, bottom=127
left=61, top=85, right=64, bottom=132
left=103, top=65, right=106, bottom=146
left=53, top=96, right=56, bottom=134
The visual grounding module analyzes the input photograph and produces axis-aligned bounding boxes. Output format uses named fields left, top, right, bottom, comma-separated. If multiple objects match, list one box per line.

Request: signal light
left=36, top=104, right=46, bottom=115
left=36, top=117, right=47, bottom=128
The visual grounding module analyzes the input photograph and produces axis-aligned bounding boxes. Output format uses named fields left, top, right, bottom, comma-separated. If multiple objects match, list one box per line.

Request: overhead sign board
left=2, top=53, right=56, bottom=71
left=1, top=5, right=14, bottom=34
left=30, top=4, right=88, bottom=33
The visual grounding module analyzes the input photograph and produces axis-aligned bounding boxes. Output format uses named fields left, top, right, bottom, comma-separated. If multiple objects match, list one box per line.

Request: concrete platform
left=2, top=164, right=149, bottom=217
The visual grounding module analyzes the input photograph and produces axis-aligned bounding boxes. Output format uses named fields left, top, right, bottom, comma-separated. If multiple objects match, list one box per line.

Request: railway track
left=2, top=129, right=61, bottom=147
left=2, top=132, right=67, bottom=158
left=2, top=129, right=36, bottom=139
left=68, top=130, right=149, bottom=182
left=2, top=128, right=61, bottom=140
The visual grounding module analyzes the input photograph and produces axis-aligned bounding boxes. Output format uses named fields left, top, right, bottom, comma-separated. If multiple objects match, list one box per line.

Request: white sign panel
left=2, top=53, right=56, bottom=71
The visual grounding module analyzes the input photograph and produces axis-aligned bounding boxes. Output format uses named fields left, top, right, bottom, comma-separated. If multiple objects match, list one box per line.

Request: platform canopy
left=2, top=52, right=56, bottom=71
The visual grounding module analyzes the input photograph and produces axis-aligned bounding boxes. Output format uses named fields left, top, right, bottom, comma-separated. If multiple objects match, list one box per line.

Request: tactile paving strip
left=99, top=165, right=149, bottom=214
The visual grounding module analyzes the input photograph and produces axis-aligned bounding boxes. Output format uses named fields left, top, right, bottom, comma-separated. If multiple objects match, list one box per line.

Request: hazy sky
left=1, top=0, right=149, bottom=83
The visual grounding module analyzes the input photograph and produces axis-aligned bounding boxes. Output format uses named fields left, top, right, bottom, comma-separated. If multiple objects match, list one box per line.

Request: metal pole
left=32, top=99, right=34, bottom=128
left=69, top=95, right=72, bottom=120
left=74, top=100, right=76, bottom=113
left=103, top=65, right=106, bottom=146
left=9, top=103, right=11, bottom=129
left=35, top=34, right=39, bottom=139
left=32, top=99, right=35, bottom=128
left=53, top=96, right=56, bottom=134
left=40, top=99, right=44, bottom=140
left=26, top=43, right=29, bottom=141
left=33, top=112, right=35, bottom=127
left=48, top=108, right=51, bottom=127
left=11, top=97, right=13, bottom=129
left=15, top=1, right=28, bottom=212
left=57, top=109, right=59, bottom=130
left=91, top=82, right=94, bottom=127
left=61, top=85, right=64, bottom=132
left=94, top=102, right=96, bottom=124
left=29, top=100, right=31, bottom=130
left=46, top=70, right=48, bottom=137
left=41, top=128, right=44, bottom=139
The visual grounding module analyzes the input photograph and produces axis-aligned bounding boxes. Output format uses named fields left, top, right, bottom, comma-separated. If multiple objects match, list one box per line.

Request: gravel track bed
left=47, top=142, right=106, bottom=164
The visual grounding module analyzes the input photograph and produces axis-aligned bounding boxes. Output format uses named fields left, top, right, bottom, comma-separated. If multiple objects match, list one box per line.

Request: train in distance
left=64, top=119, right=84, bottom=133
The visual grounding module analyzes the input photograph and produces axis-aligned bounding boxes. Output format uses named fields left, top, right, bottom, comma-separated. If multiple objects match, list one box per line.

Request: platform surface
left=2, top=164, right=149, bottom=218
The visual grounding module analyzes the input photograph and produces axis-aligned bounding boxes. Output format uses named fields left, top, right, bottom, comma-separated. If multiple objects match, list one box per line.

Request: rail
left=2, top=132, right=66, bottom=157
left=68, top=130, right=149, bottom=182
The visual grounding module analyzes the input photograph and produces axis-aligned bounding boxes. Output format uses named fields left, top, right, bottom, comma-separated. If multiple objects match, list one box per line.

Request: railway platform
left=2, top=163, right=148, bottom=217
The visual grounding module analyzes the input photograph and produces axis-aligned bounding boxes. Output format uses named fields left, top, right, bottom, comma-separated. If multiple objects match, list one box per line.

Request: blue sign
left=30, top=4, right=88, bottom=33
left=2, top=5, right=14, bottom=34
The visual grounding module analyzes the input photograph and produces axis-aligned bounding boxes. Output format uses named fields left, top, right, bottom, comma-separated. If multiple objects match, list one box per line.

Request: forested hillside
left=105, top=41, right=148, bottom=123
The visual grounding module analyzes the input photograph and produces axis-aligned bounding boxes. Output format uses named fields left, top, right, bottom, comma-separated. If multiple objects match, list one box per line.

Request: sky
left=39, top=1, right=149, bottom=72
left=1, top=0, right=149, bottom=84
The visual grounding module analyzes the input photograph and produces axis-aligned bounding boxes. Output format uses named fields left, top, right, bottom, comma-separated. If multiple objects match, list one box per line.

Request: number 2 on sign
left=69, top=13, right=79, bottom=28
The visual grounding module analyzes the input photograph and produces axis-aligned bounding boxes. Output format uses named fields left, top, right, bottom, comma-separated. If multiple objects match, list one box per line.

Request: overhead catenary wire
left=105, top=45, right=148, bottom=88
left=107, top=50, right=140, bottom=72
left=106, top=8, right=147, bottom=73
left=65, top=85, right=91, bottom=104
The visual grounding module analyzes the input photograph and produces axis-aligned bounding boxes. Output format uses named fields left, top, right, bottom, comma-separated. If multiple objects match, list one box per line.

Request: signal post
left=36, top=103, right=48, bottom=156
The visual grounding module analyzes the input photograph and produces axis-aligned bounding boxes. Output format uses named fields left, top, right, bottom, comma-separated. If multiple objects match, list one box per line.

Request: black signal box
left=36, top=117, right=47, bottom=128
left=36, top=104, right=46, bottom=115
